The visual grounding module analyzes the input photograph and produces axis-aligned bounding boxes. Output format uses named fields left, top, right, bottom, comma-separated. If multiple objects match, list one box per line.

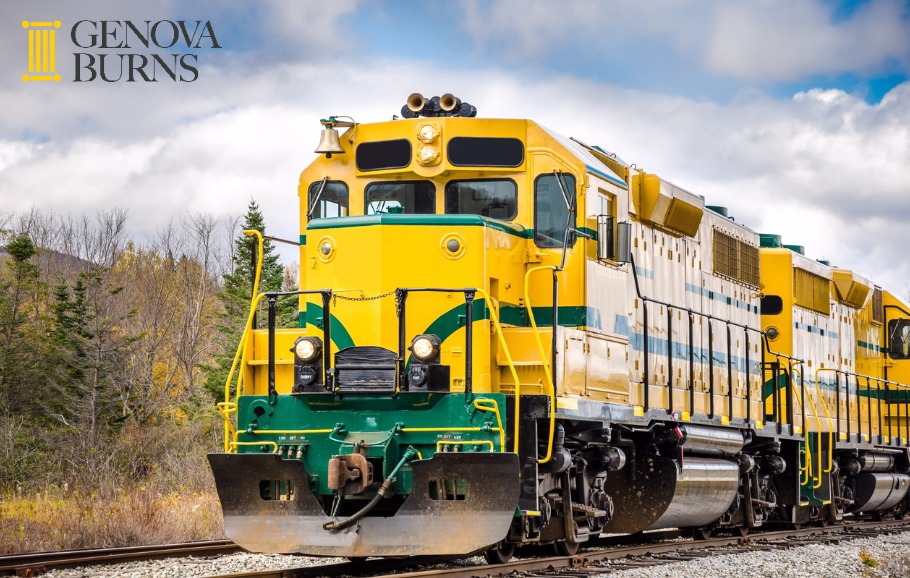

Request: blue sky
left=1, top=0, right=909, bottom=292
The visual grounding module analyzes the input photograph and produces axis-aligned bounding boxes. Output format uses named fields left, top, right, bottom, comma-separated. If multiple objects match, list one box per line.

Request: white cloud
left=457, top=0, right=910, bottom=83
left=1, top=54, right=908, bottom=294
left=706, top=0, right=910, bottom=81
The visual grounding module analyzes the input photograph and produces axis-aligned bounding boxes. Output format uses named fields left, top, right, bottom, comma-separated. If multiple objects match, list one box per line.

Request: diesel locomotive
left=208, top=93, right=910, bottom=562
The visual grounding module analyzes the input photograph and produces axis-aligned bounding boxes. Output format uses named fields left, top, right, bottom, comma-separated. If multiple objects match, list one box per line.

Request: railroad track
left=0, top=539, right=242, bottom=577
left=205, top=519, right=910, bottom=578
left=5, top=519, right=909, bottom=578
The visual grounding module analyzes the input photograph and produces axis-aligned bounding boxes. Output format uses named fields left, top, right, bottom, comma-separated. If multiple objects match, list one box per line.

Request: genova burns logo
left=20, top=19, right=221, bottom=83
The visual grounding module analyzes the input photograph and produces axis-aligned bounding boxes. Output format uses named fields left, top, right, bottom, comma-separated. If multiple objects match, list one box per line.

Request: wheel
left=790, top=522, right=802, bottom=530
left=484, top=541, right=516, bottom=564
left=734, top=526, right=749, bottom=537
left=692, top=527, right=712, bottom=540
left=554, top=539, right=580, bottom=556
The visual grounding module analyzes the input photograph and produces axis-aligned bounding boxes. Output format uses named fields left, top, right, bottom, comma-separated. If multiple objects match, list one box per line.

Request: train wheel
left=554, top=540, right=580, bottom=556
left=484, top=541, right=516, bottom=565
left=692, top=527, right=712, bottom=540
left=734, top=526, right=749, bottom=537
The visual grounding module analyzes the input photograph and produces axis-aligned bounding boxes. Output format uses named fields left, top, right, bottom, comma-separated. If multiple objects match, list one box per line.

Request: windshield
left=444, top=179, right=517, bottom=221
left=365, top=181, right=435, bottom=215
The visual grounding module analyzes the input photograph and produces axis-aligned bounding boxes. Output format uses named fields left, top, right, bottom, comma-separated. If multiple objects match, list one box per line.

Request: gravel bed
left=38, top=552, right=347, bottom=578
left=34, top=530, right=910, bottom=578
left=593, top=530, right=910, bottom=577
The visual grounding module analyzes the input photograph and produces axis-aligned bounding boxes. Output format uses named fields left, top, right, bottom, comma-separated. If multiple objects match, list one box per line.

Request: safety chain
left=333, top=290, right=396, bottom=307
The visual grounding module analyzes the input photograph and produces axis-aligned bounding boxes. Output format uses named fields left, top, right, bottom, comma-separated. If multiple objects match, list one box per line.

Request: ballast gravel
left=36, top=530, right=910, bottom=577
left=595, top=531, right=910, bottom=577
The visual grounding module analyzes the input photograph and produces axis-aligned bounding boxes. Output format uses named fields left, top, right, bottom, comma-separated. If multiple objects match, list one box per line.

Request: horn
left=315, top=126, right=344, bottom=156
left=439, top=93, right=461, bottom=112
left=406, top=92, right=426, bottom=112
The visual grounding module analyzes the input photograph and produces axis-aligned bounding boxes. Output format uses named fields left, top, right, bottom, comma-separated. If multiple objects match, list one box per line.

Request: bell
left=315, top=126, right=344, bottom=156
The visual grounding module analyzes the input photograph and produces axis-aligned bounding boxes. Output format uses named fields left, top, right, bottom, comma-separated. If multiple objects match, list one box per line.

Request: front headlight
left=410, top=334, right=440, bottom=363
left=293, top=336, right=322, bottom=363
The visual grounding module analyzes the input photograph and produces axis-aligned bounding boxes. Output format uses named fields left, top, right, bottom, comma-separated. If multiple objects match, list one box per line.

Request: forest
left=0, top=201, right=295, bottom=553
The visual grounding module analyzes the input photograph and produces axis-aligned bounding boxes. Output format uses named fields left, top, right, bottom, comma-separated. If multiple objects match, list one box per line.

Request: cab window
left=889, top=319, right=910, bottom=359
left=308, top=181, right=348, bottom=219
left=365, top=181, right=435, bottom=215
left=534, top=173, right=575, bottom=248
left=444, top=179, right=517, bottom=220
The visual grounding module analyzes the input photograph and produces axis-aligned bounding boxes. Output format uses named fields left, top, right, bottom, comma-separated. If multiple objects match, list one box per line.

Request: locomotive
left=208, top=93, right=910, bottom=562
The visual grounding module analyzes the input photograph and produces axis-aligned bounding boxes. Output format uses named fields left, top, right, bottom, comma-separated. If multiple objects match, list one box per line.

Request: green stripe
left=306, top=214, right=532, bottom=239
left=300, top=234, right=306, bottom=245
left=858, top=340, right=883, bottom=353
left=301, top=304, right=356, bottom=350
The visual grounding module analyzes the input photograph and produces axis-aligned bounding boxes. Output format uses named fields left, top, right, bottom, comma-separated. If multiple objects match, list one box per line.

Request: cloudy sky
left=1, top=0, right=909, bottom=294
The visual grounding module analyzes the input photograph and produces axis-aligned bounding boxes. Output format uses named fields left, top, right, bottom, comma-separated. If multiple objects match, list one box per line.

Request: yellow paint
left=557, top=397, right=579, bottom=410
left=681, top=411, right=691, bottom=421
left=633, top=405, right=644, bottom=417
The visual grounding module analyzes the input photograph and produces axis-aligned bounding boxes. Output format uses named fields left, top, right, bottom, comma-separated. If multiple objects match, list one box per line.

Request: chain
left=333, top=290, right=396, bottom=307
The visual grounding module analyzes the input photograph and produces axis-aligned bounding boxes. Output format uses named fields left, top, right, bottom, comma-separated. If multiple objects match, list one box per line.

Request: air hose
left=322, top=446, right=418, bottom=531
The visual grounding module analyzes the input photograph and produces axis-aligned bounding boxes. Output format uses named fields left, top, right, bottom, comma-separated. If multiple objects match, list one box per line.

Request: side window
left=889, top=319, right=910, bottom=359
left=365, top=181, right=435, bottom=215
left=534, top=173, right=575, bottom=248
left=308, top=181, right=348, bottom=219
left=444, top=179, right=517, bottom=221
left=596, top=191, right=616, bottom=259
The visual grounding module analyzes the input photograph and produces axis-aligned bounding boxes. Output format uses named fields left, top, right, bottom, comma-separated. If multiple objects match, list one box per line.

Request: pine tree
left=204, top=199, right=296, bottom=400
left=0, top=235, right=48, bottom=414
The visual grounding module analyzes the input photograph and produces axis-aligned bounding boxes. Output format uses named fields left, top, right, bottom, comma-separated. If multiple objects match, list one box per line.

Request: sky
left=1, top=0, right=909, bottom=295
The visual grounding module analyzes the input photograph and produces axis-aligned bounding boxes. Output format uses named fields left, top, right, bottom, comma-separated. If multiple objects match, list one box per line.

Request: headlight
left=417, top=145, right=439, bottom=165
left=293, top=337, right=322, bottom=363
left=410, top=334, right=440, bottom=363
left=765, top=326, right=780, bottom=341
left=418, top=124, right=438, bottom=142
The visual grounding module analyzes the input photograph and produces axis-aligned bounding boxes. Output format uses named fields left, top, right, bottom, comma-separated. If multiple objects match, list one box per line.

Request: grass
left=0, top=485, right=224, bottom=553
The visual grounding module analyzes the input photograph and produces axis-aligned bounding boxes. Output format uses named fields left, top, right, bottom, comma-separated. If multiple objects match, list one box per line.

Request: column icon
left=22, top=20, right=61, bottom=82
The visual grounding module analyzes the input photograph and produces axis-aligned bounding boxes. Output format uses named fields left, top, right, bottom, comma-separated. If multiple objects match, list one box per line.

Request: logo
left=22, top=20, right=61, bottom=82
left=19, top=19, right=221, bottom=83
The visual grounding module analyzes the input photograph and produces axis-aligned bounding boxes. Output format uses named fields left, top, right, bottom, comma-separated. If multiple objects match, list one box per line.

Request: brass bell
left=315, top=126, right=344, bottom=156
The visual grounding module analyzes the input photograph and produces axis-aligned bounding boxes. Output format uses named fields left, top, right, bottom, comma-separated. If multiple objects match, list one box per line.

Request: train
left=208, top=93, right=910, bottom=562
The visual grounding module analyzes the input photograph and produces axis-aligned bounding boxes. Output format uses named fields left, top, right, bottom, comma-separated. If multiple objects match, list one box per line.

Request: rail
left=524, top=265, right=558, bottom=464
left=629, top=254, right=764, bottom=421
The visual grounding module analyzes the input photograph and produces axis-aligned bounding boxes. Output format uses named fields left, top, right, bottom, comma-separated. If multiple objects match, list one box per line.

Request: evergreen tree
left=0, top=235, right=48, bottom=414
left=49, top=268, right=136, bottom=443
left=204, top=199, right=296, bottom=400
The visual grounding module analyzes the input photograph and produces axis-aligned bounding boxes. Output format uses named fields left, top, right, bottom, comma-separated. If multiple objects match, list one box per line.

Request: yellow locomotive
left=208, top=93, right=910, bottom=561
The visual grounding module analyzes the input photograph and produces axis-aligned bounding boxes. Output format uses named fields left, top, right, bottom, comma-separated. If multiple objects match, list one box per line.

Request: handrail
left=628, top=254, right=763, bottom=418
left=815, top=368, right=838, bottom=477
left=475, top=288, right=523, bottom=453
left=524, top=265, right=558, bottom=464
left=230, top=441, right=278, bottom=453
left=473, top=398, right=506, bottom=452
left=801, top=371, right=824, bottom=489
left=221, top=230, right=264, bottom=452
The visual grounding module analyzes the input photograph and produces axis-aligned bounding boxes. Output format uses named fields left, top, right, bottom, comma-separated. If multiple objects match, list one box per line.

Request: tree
left=203, top=200, right=296, bottom=400
left=0, top=235, right=49, bottom=415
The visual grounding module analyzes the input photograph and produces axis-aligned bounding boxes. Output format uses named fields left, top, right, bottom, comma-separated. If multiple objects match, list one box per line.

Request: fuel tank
left=603, top=454, right=739, bottom=533
left=849, top=473, right=910, bottom=513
